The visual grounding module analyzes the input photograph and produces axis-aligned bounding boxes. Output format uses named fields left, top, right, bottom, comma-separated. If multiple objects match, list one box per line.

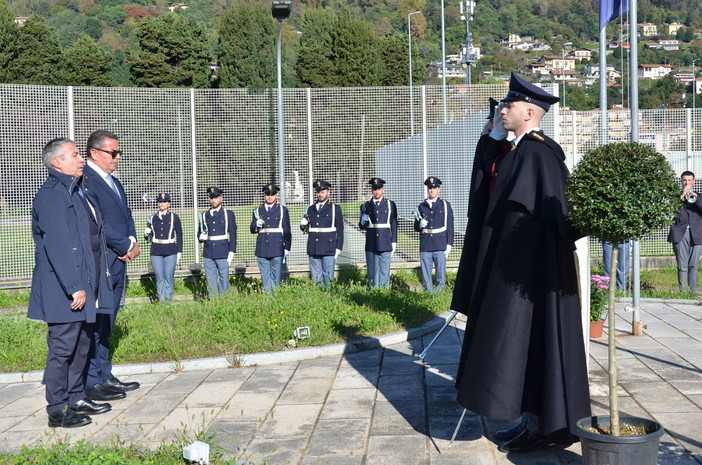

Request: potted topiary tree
left=566, top=142, right=679, bottom=464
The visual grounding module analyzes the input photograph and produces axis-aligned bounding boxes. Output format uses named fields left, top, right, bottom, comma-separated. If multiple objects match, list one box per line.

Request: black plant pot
left=576, top=415, right=664, bottom=465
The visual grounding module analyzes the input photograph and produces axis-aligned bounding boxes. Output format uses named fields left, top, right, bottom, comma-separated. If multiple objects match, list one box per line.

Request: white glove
left=144, top=226, right=152, bottom=236
left=481, top=119, right=493, bottom=135
left=227, top=251, right=234, bottom=266
left=176, top=252, right=181, bottom=265
left=444, top=244, right=452, bottom=258
left=300, top=217, right=309, bottom=226
left=391, top=242, right=396, bottom=256
left=284, top=249, right=290, bottom=257
left=361, top=214, right=370, bottom=224
left=335, top=249, right=341, bottom=259
left=489, top=103, right=509, bottom=140
left=419, top=218, right=428, bottom=229
left=199, top=232, right=208, bottom=241
left=256, top=218, right=264, bottom=228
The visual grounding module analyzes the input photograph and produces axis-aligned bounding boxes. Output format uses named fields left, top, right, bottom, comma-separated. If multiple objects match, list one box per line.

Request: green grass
left=0, top=270, right=451, bottom=373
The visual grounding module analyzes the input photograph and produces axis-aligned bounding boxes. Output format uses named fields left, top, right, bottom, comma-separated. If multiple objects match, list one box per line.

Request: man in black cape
left=451, top=72, right=591, bottom=452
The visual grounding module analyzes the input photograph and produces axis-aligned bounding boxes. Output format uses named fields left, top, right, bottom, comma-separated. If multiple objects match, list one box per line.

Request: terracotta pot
left=590, top=319, right=605, bottom=339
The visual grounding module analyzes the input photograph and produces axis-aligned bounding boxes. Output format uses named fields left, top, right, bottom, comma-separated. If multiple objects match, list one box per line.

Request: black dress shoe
left=103, top=377, right=140, bottom=392
left=85, top=383, right=127, bottom=401
left=48, top=409, right=92, bottom=428
left=498, top=429, right=552, bottom=453
left=494, top=421, right=527, bottom=441
left=69, top=398, right=112, bottom=415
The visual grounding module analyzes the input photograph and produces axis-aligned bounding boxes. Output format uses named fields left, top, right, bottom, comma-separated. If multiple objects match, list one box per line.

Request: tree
left=330, top=8, right=381, bottom=87
left=217, top=2, right=276, bottom=88
left=0, top=0, right=17, bottom=83
left=129, top=12, right=211, bottom=88
left=379, top=32, right=410, bottom=86
left=295, top=8, right=336, bottom=88
left=63, top=34, right=115, bottom=86
left=9, top=15, right=64, bottom=85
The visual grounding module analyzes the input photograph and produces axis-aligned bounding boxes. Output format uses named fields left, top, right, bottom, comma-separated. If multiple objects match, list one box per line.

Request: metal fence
left=1, top=83, right=700, bottom=285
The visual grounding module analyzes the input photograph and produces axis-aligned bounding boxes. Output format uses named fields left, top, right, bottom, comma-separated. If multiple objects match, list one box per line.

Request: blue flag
left=599, top=0, right=629, bottom=31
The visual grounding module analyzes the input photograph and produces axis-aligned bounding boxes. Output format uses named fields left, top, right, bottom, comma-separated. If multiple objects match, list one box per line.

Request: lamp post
left=440, top=0, right=447, bottom=123
left=408, top=11, right=421, bottom=136
left=272, top=0, right=291, bottom=205
left=460, top=0, right=475, bottom=86
left=693, top=58, right=700, bottom=110
left=561, top=41, right=573, bottom=109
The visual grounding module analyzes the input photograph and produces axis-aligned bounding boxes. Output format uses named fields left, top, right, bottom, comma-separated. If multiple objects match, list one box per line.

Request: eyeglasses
left=92, top=147, right=123, bottom=158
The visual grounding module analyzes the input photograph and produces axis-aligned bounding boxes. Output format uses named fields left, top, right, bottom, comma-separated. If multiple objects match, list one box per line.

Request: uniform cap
left=156, top=192, right=171, bottom=202
left=262, top=183, right=280, bottom=195
left=487, top=97, right=499, bottom=119
left=207, top=186, right=223, bottom=198
left=501, top=72, right=560, bottom=112
left=424, top=177, right=442, bottom=188
left=368, top=177, right=386, bottom=190
left=313, top=179, right=331, bottom=192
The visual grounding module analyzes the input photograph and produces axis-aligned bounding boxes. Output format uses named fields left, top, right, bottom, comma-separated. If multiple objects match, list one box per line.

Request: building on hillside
left=460, top=43, right=482, bottom=62
left=640, top=23, right=658, bottom=36
left=527, top=62, right=550, bottom=76
left=14, top=16, right=28, bottom=26
left=586, top=63, right=620, bottom=82
left=671, top=71, right=694, bottom=87
left=693, top=77, right=702, bottom=96
left=570, top=48, right=593, bottom=62
left=500, top=34, right=523, bottom=48
left=168, top=2, right=188, bottom=11
left=667, top=22, right=684, bottom=36
left=638, top=64, right=672, bottom=79
left=550, top=68, right=578, bottom=83
left=538, top=56, right=576, bottom=71
left=644, top=39, right=681, bottom=51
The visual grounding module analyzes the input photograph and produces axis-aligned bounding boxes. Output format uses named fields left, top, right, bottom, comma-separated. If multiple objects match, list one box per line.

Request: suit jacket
left=198, top=208, right=237, bottom=259
left=668, top=195, right=702, bottom=244
left=28, top=169, right=113, bottom=324
left=82, top=163, right=137, bottom=281
left=413, top=198, right=454, bottom=252
left=303, top=202, right=344, bottom=256
left=250, top=203, right=291, bottom=258
left=359, top=198, right=398, bottom=253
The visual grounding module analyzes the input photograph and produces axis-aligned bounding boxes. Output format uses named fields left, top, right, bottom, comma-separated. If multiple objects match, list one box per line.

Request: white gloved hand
left=361, top=214, right=370, bottom=224
left=144, top=227, right=152, bottom=236
left=419, top=218, right=428, bottom=229
left=444, top=244, right=452, bottom=258
left=199, top=232, right=208, bottom=241
left=335, top=249, right=341, bottom=259
left=176, top=252, right=182, bottom=265
left=300, top=217, right=309, bottom=227
left=391, top=242, right=397, bottom=256
left=256, top=218, right=264, bottom=228
left=489, top=103, right=509, bottom=140
left=227, top=251, right=234, bottom=266
left=284, top=249, right=290, bottom=257
left=481, top=119, right=493, bottom=135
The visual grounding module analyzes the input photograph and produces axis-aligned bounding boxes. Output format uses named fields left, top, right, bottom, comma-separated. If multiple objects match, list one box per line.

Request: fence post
left=190, top=88, right=200, bottom=265
left=67, top=86, right=75, bottom=140
left=686, top=108, right=692, bottom=172
left=307, top=88, right=313, bottom=204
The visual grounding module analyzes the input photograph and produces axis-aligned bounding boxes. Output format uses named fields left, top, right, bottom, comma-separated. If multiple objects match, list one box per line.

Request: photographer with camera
left=301, top=179, right=343, bottom=286
left=668, top=171, right=702, bottom=293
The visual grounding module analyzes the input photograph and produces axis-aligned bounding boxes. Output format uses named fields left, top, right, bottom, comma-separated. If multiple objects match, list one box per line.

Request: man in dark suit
left=668, top=171, right=702, bottom=293
left=81, top=130, right=141, bottom=401
left=359, top=178, right=398, bottom=288
left=300, top=180, right=344, bottom=286
left=251, top=183, right=291, bottom=293
left=29, top=138, right=114, bottom=427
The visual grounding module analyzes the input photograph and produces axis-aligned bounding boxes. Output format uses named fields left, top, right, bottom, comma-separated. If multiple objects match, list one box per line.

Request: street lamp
left=460, top=0, right=475, bottom=86
left=693, top=58, right=700, bottom=110
left=272, top=0, right=291, bottom=205
left=408, top=11, right=421, bottom=136
left=561, top=41, right=573, bottom=109
left=440, top=0, right=447, bottom=123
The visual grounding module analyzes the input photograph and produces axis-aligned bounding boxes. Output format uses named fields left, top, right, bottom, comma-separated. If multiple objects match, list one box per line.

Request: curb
left=0, top=310, right=456, bottom=384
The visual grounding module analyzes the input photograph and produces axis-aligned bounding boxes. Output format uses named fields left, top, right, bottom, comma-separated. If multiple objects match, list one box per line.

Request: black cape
left=451, top=131, right=591, bottom=439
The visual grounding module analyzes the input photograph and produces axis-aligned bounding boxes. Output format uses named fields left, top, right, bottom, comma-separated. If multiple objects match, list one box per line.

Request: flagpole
left=599, top=19, right=607, bottom=146
left=629, top=0, right=642, bottom=335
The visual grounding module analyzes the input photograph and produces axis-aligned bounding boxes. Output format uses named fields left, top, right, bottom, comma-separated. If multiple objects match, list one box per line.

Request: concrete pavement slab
left=305, top=417, right=371, bottom=456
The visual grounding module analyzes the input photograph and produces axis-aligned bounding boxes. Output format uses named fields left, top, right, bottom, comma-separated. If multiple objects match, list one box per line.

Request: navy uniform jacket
left=359, top=198, right=398, bottom=253
left=198, top=208, right=237, bottom=259
left=302, top=202, right=344, bottom=256
left=148, top=212, right=183, bottom=257
left=668, top=195, right=702, bottom=244
left=28, top=169, right=113, bottom=324
left=250, top=203, right=291, bottom=258
left=82, top=163, right=137, bottom=284
left=414, top=198, right=455, bottom=252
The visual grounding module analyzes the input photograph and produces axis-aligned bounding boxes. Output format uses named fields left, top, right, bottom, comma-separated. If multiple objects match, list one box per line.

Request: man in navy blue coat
left=82, top=130, right=141, bottom=401
left=29, top=138, right=114, bottom=428
left=359, top=178, right=398, bottom=288
left=198, top=186, right=237, bottom=296
left=251, top=183, right=291, bottom=293
left=300, top=180, right=344, bottom=286
left=668, top=171, right=702, bottom=293
left=414, top=177, right=454, bottom=292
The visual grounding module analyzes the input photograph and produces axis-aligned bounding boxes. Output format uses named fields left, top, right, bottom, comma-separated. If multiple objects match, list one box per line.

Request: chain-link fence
left=1, top=83, right=699, bottom=285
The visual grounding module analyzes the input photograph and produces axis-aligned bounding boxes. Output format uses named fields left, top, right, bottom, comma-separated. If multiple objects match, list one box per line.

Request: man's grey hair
left=42, top=138, right=74, bottom=170
left=86, top=130, right=119, bottom=159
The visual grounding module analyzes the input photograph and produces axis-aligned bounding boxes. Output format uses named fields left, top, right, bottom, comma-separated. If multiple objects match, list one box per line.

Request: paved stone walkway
left=0, top=300, right=701, bottom=464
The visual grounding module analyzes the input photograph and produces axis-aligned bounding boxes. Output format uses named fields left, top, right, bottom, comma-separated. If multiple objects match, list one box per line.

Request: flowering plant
left=590, top=275, right=609, bottom=322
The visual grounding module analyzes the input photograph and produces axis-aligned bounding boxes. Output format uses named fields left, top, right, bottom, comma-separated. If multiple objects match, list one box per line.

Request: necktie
left=106, top=175, right=120, bottom=197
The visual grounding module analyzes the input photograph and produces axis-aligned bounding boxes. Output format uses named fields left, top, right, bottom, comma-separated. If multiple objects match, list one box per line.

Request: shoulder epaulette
left=528, top=130, right=545, bottom=141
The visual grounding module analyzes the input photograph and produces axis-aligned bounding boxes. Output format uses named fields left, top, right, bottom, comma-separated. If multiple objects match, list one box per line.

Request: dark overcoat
left=451, top=130, right=591, bottom=439
left=28, top=169, right=113, bottom=324
left=668, top=195, right=702, bottom=244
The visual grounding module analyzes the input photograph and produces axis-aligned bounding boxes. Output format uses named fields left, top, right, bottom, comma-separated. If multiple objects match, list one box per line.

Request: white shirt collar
left=512, top=127, right=540, bottom=147
left=87, top=159, right=112, bottom=181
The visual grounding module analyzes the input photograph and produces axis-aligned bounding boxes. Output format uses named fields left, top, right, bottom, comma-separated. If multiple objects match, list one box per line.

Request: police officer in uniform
left=144, top=193, right=183, bottom=302
left=198, top=186, right=237, bottom=297
left=251, top=183, right=291, bottom=293
left=300, top=179, right=344, bottom=286
left=414, top=177, right=454, bottom=292
left=359, top=178, right=398, bottom=288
